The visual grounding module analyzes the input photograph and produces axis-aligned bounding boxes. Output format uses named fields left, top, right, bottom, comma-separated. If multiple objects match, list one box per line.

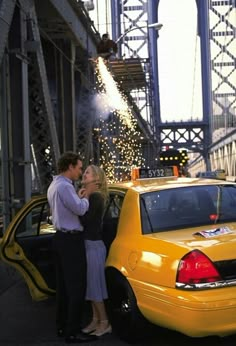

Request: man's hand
left=78, top=188, right=86, bottom=198
left=78, top=182, right=99, bottom=199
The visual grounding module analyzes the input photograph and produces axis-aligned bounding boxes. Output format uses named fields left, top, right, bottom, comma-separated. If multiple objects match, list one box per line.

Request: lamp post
left=115, top=22, right=163, bottom=44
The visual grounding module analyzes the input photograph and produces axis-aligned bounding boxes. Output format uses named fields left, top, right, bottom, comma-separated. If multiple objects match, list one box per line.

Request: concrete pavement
left=1, top=265, right=236, bottom=346
left=0, top=277, right=126, bottom=345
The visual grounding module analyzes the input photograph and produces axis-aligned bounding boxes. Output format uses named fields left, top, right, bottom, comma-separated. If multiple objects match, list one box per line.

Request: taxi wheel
left=106, top=268, right=148, bottom=343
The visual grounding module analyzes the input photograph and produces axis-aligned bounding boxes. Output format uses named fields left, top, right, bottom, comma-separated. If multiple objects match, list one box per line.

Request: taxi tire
left=106, top=268, right=148, bottom=343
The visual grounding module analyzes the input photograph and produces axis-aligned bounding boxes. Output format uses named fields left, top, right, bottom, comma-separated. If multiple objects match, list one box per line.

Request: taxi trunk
left=131, top=222, right=236, bottom=337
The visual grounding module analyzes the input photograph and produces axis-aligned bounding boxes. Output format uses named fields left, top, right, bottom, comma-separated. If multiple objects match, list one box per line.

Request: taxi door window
left=103, top=193, right=124, bottom=254
left=14, top=201, right=56, bottom=289
left=15, top=202, right=55, bottom=238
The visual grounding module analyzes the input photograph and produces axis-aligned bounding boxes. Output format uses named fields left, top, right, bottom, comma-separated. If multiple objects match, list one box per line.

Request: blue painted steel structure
left=0, top=0, right=235, bottom=235
left=110, top=0, right=235, bottom=170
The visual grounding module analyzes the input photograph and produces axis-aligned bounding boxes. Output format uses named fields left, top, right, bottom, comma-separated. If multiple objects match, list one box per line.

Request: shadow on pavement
left=0, top=279, right=236, bottom=346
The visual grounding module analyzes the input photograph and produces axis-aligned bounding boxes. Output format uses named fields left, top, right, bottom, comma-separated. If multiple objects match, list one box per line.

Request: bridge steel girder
left=208, top=0, right=236, bottom=133
left=0, top=0, right=17, bottom=65
left=111, top=0, right=160, bottom=166
left=1, top=1, right=34, bottom=226
left=0, top=0, right=99, bottom=232
left=209, top=129, right=236, bottom=178
left=110, top=0, right=215, bottom=169
left=189, top=128, right=236, bottom=179
left=48, top=0, right=98, bottom=58
left=34, top=0, right=99, bottom=162
left=111, top=1, right=235, bottom=173
left=188, top=0, right=236, bottom=177
left=159, top=121, right=207, bottom=154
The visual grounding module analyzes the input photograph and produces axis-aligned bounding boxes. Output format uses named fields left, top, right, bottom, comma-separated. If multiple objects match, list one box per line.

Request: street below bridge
left=1, top=279, right=236, bottom=346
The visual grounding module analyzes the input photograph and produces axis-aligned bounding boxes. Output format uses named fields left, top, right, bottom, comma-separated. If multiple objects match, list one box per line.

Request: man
left=97, top=33, right=118, bottom=61
left=47, top=151, right=97, bottom=344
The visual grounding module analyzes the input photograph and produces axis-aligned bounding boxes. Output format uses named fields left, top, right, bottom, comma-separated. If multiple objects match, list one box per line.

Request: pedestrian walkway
left=0, top=275, right=236, bottom=345
left=0, top=279, right=58, bottom=345
left=0, top=279, right=124, bottom=345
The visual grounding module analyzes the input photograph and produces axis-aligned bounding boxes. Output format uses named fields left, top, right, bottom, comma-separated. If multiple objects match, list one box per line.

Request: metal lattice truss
left=118, top=0, right=149, bottom=58
left=111, top=0, right=158, bottom=166
left=0, top=0, right=99, bottom=202
left=210, top=132, right=236, bottom=177
left=0, top=0, right=60, bottom=194
left=0, top=0, right=16, bottom=63
left=27, top=5, right=60, bottom=191
left=76, top=89, right=96, bottom=167
left=158, top=122, right=206, bottom=153
left=209, top=0, right=236, bottom=131
left=189, top=128, right=236, bottom=178
left=188, top=0, right=236, bottom=175
left=152, top=0, right=235, bottom=165
left=114, top=0, right=209, bottom=159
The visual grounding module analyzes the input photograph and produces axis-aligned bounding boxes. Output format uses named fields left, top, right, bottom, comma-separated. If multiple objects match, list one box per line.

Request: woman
left=79, top=165, right=112, bottom=337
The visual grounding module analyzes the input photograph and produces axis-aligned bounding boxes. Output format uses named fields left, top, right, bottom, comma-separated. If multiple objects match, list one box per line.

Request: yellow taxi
left=1, top=166, right=236, bottom=342
left=215, top=169, right=226, bottom=180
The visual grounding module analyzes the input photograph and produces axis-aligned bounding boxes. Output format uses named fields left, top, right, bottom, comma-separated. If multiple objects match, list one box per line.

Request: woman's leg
left=82, top=302, right=98, bottom=333
left=91, top=301, right=112, bottom=336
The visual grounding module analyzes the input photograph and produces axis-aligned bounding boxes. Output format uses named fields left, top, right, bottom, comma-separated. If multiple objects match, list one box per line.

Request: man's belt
left=57, top=229, right=83, bottom=235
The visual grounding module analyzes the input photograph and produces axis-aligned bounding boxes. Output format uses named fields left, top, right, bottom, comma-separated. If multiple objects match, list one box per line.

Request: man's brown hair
left=57, top=151, right=82, bottom=173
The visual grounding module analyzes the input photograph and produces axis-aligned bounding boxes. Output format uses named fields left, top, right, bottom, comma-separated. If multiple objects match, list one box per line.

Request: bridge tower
left=111, top=0, right=235, bottom=172
left=207, top=0, right=236, bottom=140
left=110, top=0, right=161, bottom=167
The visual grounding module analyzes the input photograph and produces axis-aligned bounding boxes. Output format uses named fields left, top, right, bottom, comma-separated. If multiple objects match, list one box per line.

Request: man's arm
left=61, top=184, right=89, bottom=216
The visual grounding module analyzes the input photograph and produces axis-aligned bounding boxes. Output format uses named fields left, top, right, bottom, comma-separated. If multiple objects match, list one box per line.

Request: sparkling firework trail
left=94, top=57, right=145, bottom=182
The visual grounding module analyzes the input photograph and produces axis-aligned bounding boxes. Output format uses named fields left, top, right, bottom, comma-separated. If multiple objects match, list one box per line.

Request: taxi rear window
left=140, top=185, right=236, bottom=234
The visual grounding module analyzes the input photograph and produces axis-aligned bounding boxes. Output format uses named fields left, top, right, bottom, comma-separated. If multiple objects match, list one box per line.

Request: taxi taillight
left=177, top=250, right=221, bottom=284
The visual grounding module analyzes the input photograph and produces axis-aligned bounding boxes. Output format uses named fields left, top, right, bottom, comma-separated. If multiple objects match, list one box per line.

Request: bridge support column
left=196, top=0, right=213, bottom=171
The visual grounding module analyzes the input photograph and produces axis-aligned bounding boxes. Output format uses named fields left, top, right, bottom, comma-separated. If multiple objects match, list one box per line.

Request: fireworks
left=94, top=57, right=145, bottom=183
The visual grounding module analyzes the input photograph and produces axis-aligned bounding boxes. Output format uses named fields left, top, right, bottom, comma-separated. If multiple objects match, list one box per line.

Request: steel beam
left=28, top=3, right=60, bottom=158
left=48, top=0, right=99, bottom=56
left=0, top=0, right=16, bottom=65
left=110, top=0, right=158, bottom=166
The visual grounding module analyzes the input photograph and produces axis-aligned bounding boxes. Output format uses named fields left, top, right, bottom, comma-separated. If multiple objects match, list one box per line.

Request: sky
left=87, top=0, right=203, bottom=122
left=158, top=0, right=203, bottom=121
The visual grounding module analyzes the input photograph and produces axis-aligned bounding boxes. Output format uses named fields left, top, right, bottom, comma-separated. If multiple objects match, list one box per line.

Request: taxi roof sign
left=131, top=166, right=178, bottom=180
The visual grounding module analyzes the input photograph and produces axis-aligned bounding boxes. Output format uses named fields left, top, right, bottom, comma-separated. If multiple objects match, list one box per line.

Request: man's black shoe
left=65, top=332, right=97, bottom=343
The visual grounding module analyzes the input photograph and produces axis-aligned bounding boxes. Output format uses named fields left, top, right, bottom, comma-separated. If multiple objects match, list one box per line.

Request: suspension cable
left=105, top=0, right=109, bottom=33
left=96, top=0, right=99, bottom=33
left=191, top=23, right=198, bottom=119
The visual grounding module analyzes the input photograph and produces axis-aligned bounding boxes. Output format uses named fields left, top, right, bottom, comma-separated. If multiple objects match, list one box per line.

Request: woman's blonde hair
left=88, top=165, right=109, bottom=203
